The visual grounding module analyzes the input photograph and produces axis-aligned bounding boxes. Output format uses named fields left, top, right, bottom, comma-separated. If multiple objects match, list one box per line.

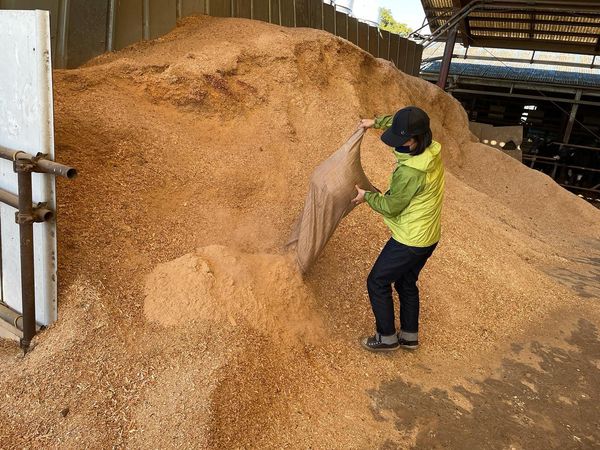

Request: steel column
left=437, top=24, right=458, bottom=90
left=107, top=0, right=117, bottom=51
left=143, top=0, right=151, bottom=40
left=56, top=0, right=70, bottom=69
left=563, top=89, right=583, bottom=145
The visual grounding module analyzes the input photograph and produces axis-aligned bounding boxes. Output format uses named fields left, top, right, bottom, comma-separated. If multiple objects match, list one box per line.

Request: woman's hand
left=352, top=185, right=367, bottom=205
left=357, top=118, right=375, bottom=130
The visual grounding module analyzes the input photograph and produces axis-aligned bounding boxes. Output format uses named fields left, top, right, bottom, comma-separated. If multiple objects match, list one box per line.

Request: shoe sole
left=360, top=341, right=400, bottom=353
left=398, top=344, right=419, bottom=350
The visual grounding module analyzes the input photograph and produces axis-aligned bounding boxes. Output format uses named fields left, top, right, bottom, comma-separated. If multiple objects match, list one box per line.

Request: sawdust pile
left=144, top=245, right=323, bottom=341
left=0, top=15, right=599, bottom=449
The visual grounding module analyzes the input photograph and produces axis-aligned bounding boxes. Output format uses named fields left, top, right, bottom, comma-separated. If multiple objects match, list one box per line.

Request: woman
left=353, top=106, right=444, bottom=352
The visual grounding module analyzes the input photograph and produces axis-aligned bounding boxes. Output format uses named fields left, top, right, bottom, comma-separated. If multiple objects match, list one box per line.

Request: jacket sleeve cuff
left=373, top=115, right=393, bottom=130
left=364, top=191, right=378, bottom=208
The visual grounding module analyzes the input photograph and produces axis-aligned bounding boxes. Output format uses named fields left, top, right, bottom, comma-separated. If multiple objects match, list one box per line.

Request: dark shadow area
left=371, top=319, right=600, bottom=449
left=547, top=255, right=600, bottom=299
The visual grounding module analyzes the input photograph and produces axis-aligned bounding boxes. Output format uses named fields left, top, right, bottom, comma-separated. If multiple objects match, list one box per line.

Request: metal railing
left=523, top=154, right=600, bottom=195
left=0, top=145, right=77, bottom=351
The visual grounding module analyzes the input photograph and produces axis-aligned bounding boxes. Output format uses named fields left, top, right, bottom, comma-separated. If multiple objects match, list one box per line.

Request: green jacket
left=364, top=115, right=445, bottom=247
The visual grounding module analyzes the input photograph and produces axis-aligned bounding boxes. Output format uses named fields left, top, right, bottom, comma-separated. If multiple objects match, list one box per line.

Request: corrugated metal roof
left=420, top=0, right=600, bottom=55
left=422, top=60, right=600, bottom=88
left=423, top=43, right=598, bottom=67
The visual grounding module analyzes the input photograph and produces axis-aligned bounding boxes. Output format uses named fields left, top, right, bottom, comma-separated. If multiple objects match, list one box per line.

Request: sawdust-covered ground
left=0, top=15, right=599, bottom=449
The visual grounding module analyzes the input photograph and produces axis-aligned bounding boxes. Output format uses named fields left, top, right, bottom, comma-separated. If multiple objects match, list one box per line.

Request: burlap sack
left=288, top=129, right=376, bottom=274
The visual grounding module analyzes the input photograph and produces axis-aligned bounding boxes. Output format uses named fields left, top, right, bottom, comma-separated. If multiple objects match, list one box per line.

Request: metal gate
left=0, top=9, right=76, bottom=350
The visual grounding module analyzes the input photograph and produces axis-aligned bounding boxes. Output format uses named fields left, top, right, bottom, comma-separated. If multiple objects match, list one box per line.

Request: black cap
left=381, top=106, right=431, bottom=147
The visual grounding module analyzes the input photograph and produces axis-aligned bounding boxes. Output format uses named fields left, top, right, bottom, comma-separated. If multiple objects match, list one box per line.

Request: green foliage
left=379, top=7, right=412, bottom=36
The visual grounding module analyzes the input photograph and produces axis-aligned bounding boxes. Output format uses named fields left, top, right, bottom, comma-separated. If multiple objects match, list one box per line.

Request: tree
left=379, top=7, right=412, bottom=36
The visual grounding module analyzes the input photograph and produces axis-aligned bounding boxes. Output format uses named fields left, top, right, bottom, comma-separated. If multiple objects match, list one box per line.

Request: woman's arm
left=373, top=115, right=393, bottom=130
left=364, top=166, right=425, bottom=217
left=358, top=115, right=393, bottom=130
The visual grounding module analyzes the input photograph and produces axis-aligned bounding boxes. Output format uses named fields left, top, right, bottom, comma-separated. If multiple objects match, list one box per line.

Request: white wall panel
left=0, top=10, right=57, bottom=326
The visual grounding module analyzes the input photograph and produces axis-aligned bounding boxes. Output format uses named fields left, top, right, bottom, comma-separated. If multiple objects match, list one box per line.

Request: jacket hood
left=393, top=140, right=442, bottom=173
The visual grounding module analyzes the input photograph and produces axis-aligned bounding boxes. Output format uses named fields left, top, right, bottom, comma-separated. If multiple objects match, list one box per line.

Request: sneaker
left=397, top=337, right=419, bottom=350
left=360, top=333, right=399, bottom=352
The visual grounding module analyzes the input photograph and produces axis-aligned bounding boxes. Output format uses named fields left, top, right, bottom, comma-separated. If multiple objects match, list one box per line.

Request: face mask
left=395, top=145, right=412, bottom=153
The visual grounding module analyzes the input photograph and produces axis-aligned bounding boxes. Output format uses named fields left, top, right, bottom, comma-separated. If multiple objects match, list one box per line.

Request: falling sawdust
left=144, top=245, right=323, bottom=343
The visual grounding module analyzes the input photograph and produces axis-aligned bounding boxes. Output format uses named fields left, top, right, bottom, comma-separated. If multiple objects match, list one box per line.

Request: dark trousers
left=367, top=238, right=437, bottom=336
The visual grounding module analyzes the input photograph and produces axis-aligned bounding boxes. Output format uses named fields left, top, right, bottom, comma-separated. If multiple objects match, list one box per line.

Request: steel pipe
left=0, top=146, right=22, bottom=160
left=0, top=189, right=19, bottom=210
left=553, top=142, right=600, bottom=152
left=0, top=303, right=23, bottom=331
left=522, top=156, right=600, bottom=173
left=0, top=146, right=77, bottom=179
left=0, top=189, right=53, bottom=222
left=35, top=158, right=77, bottom=179
left=15, top=159, right=36, bottom=351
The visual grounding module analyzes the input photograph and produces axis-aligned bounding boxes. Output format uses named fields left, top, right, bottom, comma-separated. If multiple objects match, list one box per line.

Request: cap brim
left=381, top=128, right=411, bottom=148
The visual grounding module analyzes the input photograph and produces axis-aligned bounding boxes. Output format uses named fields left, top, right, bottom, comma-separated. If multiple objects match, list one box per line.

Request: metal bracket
left=13, top=157, right=36, bottom=174
left=15, top=211, right=35, bottom=225
left=32, top=202, right=54, bottom=223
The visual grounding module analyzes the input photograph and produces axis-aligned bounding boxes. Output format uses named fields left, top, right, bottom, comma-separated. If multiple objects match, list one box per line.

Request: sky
left=379, top=0, right=430, bottom=33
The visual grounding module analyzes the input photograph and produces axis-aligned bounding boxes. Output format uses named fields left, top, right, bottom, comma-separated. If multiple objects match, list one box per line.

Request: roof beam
left=422, top=54, right=599, bottom=69
left=426, top=7, right=455, bottom=12
left=469, top=36, right=600, bottom=55
left=446, top=88, right=600, bottom=107
left=488, top=0, right=600, bottom=9
left=470, top=27, right=600, bottom=39
left=420, top=73, right=600, bottom=95
left=468, top=17, right=600, bottom=28
left=426, top=7, right=600, bottom=19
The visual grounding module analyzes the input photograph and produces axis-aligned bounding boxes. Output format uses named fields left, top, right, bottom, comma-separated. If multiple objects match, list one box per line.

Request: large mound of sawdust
left=0, top=15, right=598, bottom=449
